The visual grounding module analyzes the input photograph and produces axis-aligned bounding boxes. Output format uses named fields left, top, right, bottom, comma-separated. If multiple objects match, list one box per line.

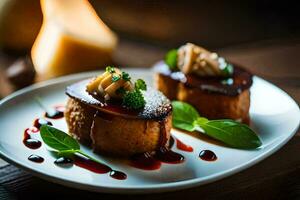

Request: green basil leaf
left=198, top=119, right=262, bottom=149
left=40, top=125, right=80, bottom=151
left=172, top=101, right=200, bottom=131
left=165, top=49, right=178, bottom=70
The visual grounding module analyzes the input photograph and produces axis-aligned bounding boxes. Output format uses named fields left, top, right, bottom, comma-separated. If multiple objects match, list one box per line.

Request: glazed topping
left=166, top=43, right=233, bottom=77
left=86, top=66, right=147, bottom=110
left=86, top=66, right=134, bottom=100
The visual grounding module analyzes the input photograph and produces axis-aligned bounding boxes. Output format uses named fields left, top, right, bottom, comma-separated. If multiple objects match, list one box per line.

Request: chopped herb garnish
left=122, top=71, right=131, bottom=81
left=135, top=79, right=147, bottom=91
left=116, top=87, right=126, bottom=95
left=221, top=63, right=234, bottom=77
left=106, top=66, right=115, bottom=73
left=112, top=75, right=120, bottom=82
left=165, top=49, right=178, bottom=70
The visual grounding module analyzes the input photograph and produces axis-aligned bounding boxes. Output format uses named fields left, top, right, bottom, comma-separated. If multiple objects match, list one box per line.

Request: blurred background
left=0, top=0, right=299, bottom=100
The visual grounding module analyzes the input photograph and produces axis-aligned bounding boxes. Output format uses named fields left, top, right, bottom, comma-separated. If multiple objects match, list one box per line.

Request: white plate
left=0, top=69, right=299, bottom=194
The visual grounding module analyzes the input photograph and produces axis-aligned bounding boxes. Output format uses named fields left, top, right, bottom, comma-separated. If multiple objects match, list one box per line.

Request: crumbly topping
left=177, top=43, right=232, bottom=77
left=86, top=67, right=133, bottom=100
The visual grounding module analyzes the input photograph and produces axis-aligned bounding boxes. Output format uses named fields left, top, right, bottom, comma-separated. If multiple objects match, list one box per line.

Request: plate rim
left=0, top=70, right=299, bottom=194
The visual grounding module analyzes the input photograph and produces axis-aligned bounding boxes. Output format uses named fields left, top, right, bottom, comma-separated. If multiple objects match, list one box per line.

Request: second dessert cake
left=155, top=43, right=253, bottom=124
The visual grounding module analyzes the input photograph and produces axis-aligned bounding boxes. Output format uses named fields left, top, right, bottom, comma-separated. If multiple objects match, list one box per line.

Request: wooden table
left=0, top=38, right=299, bottom=199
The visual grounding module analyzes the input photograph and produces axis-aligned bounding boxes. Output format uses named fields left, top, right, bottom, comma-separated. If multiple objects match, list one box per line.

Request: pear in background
left=0, top=0, right=42, bottom=52
left=31, top=0, right=118, bottom=80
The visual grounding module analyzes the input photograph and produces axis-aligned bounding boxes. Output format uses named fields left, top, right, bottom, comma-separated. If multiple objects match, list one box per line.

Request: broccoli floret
left=122, top=71, right=131, bottom=81
left=116, top=87, right=126, bottom=95
left=123, top=89, right=145, bottom=110
left=135, top=79, right=147, bottom=91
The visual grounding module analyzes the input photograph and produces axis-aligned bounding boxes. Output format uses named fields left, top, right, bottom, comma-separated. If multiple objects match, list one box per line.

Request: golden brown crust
left=156, top=74, right=250, bottom=124
left=155, top=73, right=179, bottom=100
left=64, top=98, right=96, bottom=145
left=91, top=113, right=172, bottom=157
left=178, top=84, right=250, bottom=124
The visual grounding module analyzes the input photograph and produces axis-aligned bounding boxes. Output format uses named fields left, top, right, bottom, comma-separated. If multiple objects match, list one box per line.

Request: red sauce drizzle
left=199, top=150, right=217, bottom=161
left=54, top=156, right=127, bottom=180
left=155, top=147, right=185, bottom=164
left=130, top=152, right=161, bottom=170
left=176, top=139, right=193, bottom=152
left=28, top=154, right=44, bottom=163
left=23, top=127, right=41, bottom=149
left=110, top=170, right=127, bottom=180
left=158, top=119, right=168, bottom=148
left=101, top=103, right=138, bottom=116
left=130, top=147, right=184, bottom=170
left=74, top=155, right=112, bottom=174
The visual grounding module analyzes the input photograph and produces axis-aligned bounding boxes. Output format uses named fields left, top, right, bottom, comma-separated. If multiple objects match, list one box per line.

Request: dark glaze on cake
left=66, top=79, right=172, bottom=121
left=154, top=61, right=253, bottom=96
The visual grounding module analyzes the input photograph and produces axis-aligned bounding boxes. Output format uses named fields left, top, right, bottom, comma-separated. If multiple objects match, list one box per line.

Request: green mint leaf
left=171, top=101, right=200, bottom=132
left=198, top=119, right=262, bottom=149
left=40, top=125, right=80, bottom=151
left=123, top=89, right=145, bottom=110
left=135, top=79, right=147, bottom=91
left=105, top=66, right=115, bottom=73
left=116, top=87, right=126, bottom=95
left=165, top=49, right=178, bottom=70
left=112, top=75, right=121, bottom=82
left=122, top=71, right=131, bottom=81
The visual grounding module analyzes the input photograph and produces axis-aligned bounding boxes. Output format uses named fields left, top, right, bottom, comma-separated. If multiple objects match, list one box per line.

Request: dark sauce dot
left=24, top=138, right=42, bottom=149
left=23, top=128, right=41, bottom=149
left=54, top=157, right=73, bottom=167
left=33, top=118, right=52, bottom=129
left=110, top=170, right=127, bottom=180
left=199, top=150, right=217, bottom=161
left=28, top=154, right=44, bottom=163
left=45, top=110, right=64, bottom=119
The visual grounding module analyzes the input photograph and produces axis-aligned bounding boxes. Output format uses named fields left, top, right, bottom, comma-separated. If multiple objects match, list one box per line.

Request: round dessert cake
left=65, top=79, right=172, bottom=157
